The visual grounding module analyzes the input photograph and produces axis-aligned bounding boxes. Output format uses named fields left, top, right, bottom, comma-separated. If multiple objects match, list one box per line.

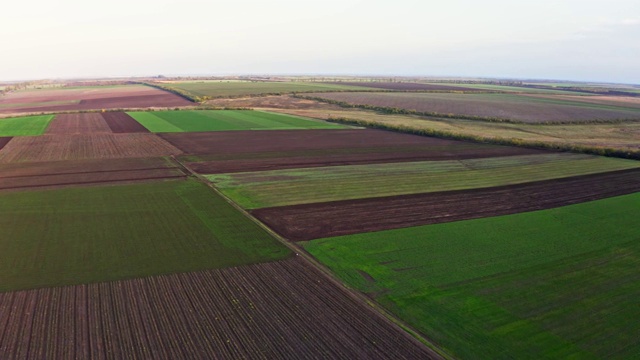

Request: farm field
left=205, top=153, right=640, bottom=208
left=167, top=128, right=542, bottom=173
left=102, top=111, right=151, bottom=133
left=0, top=115, right=54, bottom=136
left=156, top=81, right=376, bottom=99
left=306, top=92, right=640, bottom=123
left=45, top=113, right=112, bottom=134
left=202, top=94, right=640, bottom=152
left=0, top=157, right=186, bottom=190
left=321, top=81, right=484, bottom=92
left=0, top=257, right=435, bottom=359
left=0, top=179, right=290, bottom=292
left=524, top=94, right=640, bottom=109
left=421, top=83, right=589, bottom=95
left=253, top=168, right=640, bottom=240
left=304, top=192, right=640, bottom=359
left=127, top=110, right=347, bottom=132
left=160, top=128, right=539, bottom=156
left=0, top=85, right=192, bottom=114
left=0, top=133, right=182, bottom=163
left=1, top=79, right=639, bottom=359
left=0, top=137, right=11, bottom=151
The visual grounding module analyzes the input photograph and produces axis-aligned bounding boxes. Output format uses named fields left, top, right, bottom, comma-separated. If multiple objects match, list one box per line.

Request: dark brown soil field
left=102, top=112, right=150, bottom=133
left=0, top=134, right=182, bottom=163
left=79, top=94, right=190, bottom=109
left=188, top=143, right=544, bottom=174
left=161, top=128, right=545, bottom=158
left=308, top=92, right=640, bottom=123
left=323, top=82, right=481, bottom=91
left=0, top=137, right=11, bottom=151
left=46, top=113, right=112, bottom=134
left=253, top=168, right=640, bottom=241
left=0, top=85, right=192, bottom=114
left=0, top=258, right=436, bottom=359
left=0, top=157, right=185, bottom=190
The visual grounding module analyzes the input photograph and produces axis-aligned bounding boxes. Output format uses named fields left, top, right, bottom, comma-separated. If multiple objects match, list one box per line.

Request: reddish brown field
left=253, top=168, right=640, bottom=241
left=0, top=258, right=436, bottom=359
left=0, top=157, right=185, bottom=190
left=46, top=113, right=112, bottom=134
left=323, top=81, right=481, bottom=91
left=0, top=134, right=182, bottom=163
left=188, top=144, right=544, bottom=174
left=524, top=94, right=640, bottom=109
left=0, top=85, right=192, bottom=114
left=102, top=112, right=150, bottom=133
left=0, top=137, right=11, bottom=151
left=162, top=128, right=544, bottom=159
left=308, top=92, right=640, bottom=123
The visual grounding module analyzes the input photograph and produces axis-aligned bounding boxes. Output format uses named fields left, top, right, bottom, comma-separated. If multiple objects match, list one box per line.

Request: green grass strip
left=127, top=110, right=347, bottom=132
left=0, top=115, right=55, bottom=136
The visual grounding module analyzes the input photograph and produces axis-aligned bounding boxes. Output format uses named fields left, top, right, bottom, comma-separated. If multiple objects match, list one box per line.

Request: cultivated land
left=264, top=103, right=640, bottom=153
left=0, top=179, right=291, bottom=292
left=0, top=115, right=54, bottom=136
left=0, top=133, right=182, bottom=163
left=156, top=81, right=375, bottom=99
left=306, top=92, right=640, bottom=123
left=253, top=168, right=640, bottom=240
left=0, top=137, right=11, bottom=151
left=321, top=81, right=485, bottom=92
left=45, top=113, right=112, bottom=134
left=165, top=128, right=542, bottom=173
left=0, top=85, right=192, bottom=114
left=0, top=157, right=186, bottom=190
left=0, top=257, right=435, bottom=359
left=128, top=110, right=347, bottom=132
left=102, top=112, right=151, bottom=133
left=304, top=192, right=640, bottom=359
left=424, top=83, right=590, bottom=95
left=206, top=153, right=640, bottom=208
left=2, top=77, right=639, bottom=359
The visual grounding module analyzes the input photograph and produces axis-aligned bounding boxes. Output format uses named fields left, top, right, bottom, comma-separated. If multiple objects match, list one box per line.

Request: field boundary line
left=169, top=155, right=451, bottom=360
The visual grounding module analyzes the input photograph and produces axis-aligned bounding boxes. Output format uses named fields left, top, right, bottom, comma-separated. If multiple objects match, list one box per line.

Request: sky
left=2, top=0, right=639, bottom=83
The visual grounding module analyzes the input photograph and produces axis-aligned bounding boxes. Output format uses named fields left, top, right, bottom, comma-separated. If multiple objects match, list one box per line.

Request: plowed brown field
left=102, top=112, right=150, bottom=133
left=0, top=258, right=437, bottom=359
left=45, top=113, right=112, bottom=134
left=0, top=85, right=192, bottom=114
left=253, top=168, right=640, bottom=241
left=0, top=157, right=185, bottom=190
left=0, top=134, right=182, bottom=163
left=0, top=137, right=11, bottom=151
left=162, top=129, right=543, bottom=160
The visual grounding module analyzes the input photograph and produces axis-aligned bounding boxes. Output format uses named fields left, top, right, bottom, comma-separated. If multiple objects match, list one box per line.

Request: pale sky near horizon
left=2, top=0, right=639, bottom=83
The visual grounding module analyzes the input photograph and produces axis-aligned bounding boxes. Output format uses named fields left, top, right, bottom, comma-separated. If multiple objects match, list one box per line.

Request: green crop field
left=0, top=179, right=290, bottom=292
left=206, top=153, right=640, bottom=208
left=0, top=115, right=54, bottom=136
left=304, top=192, right=640, bottom=359
left=161, top=81, right=374, bottom=98
left=127, top=110, right=347, bottom=132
